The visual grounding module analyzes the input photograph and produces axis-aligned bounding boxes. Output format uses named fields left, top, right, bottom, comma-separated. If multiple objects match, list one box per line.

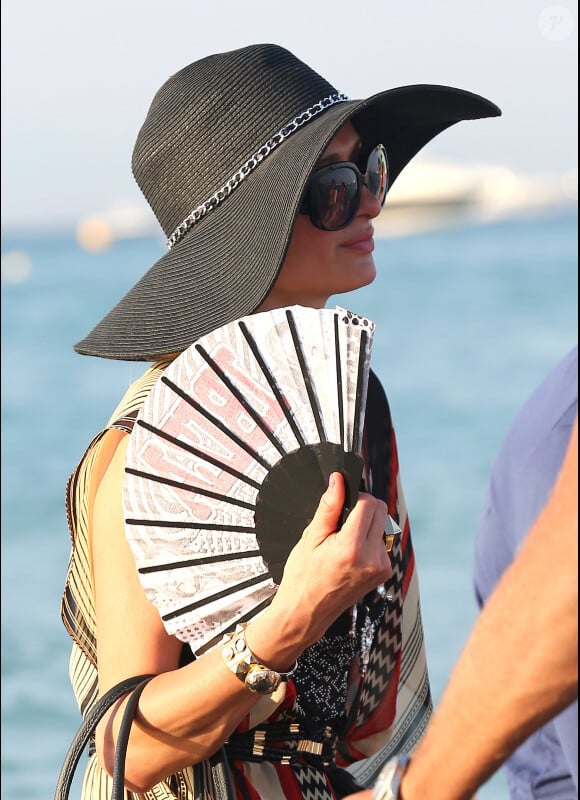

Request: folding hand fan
left=123, top=305, right=375, bottom=656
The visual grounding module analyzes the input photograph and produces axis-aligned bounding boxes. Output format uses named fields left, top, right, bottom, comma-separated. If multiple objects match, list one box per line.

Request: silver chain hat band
left=167, top=92, right=350, bottom=249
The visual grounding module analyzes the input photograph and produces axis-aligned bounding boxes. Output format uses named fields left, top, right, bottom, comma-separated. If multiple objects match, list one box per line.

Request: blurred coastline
left=3, top=157, right=576, bottom=257
left=380, top=157, right=578, bottom=238
left=78, top=159, right=576, bottom=249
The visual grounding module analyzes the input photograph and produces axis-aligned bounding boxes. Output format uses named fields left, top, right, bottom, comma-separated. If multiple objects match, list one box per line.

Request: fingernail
left=328, top=473, right=336, bottom=490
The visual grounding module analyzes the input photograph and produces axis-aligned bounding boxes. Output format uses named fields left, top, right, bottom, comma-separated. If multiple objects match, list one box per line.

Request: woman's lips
left=341, top=227, right=375, bottom=253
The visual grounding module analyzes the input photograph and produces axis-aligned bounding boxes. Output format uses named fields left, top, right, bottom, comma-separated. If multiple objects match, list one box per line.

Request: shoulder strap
left=54, top=675, right=154, bottom=800
left=55, top=671, right=235, bottom=800
left=111, top=677, right=156, bottom=799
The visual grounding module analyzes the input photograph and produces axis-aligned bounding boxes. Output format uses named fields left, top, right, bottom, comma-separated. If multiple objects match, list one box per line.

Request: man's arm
left=350, top=415, right=578, bottom=800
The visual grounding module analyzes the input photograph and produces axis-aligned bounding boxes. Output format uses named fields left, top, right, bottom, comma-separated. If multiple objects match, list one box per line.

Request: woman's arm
left=92, top=432, right=392, bottom=792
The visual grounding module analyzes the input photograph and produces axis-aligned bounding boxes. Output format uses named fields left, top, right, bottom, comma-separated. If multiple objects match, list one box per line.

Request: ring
left=375, top=585, right=394, bottom=603
left=383, top=515, right=402, bottom=553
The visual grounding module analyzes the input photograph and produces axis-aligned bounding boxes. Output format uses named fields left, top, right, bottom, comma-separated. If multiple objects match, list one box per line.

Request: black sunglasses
left=299, top=144, right=389, bottom=231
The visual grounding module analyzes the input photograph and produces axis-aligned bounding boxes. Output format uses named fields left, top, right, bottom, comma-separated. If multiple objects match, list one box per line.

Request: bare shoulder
left=93, top=427, right=130, bottom=494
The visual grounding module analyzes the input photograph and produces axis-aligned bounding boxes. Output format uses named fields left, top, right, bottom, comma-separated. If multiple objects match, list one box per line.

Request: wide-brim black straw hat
left=75, top=43, right=500, bottom=361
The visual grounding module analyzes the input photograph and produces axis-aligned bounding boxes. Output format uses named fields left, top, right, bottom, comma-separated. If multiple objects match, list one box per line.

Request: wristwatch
left=372, top=753, right=411, bottom=800
left=221, top=624, right=296, bottom=696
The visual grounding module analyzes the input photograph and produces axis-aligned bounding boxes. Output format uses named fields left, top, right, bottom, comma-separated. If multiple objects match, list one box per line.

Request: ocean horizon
left=2, top=205, right=577, bottom=799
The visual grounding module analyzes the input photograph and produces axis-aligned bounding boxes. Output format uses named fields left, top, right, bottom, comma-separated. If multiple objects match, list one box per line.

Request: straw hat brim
left=74, top=85, right=500, bottom=360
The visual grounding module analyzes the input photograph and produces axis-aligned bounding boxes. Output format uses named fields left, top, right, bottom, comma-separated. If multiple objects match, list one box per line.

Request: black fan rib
left=195, top=344, right=287, bottom=456
left=352, top=328, right=368, bottom=453
left=161, top=573, right=272, bottom=622
left=125, top=467, right=255, bottom=510
left=138, top=549, right=262, bottom=574
left=238, top=319, right=306, bottom=447
left=195, top=596, right=275, bottom=656
left=160, top=375, right=273, bottom=470
left=285, top=309, right=327, bottom=442
left=333, top=314, right=345, bottom=447
left=135, top=419, right=261, bottom=489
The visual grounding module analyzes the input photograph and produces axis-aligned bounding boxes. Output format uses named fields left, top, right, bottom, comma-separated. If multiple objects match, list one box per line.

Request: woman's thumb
left=306, top=472, right=346, bottom=542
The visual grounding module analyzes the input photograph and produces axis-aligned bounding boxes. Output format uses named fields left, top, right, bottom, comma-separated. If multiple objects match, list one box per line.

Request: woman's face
left=258, top=122, right=382, bottom=312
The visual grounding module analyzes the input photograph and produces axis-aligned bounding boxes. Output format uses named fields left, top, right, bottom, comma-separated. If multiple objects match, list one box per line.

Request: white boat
left=376, top=158, right=577, bottom=238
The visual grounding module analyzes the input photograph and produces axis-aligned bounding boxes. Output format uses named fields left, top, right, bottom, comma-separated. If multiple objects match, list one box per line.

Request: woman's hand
left=245, top=471, right=392, bottom=671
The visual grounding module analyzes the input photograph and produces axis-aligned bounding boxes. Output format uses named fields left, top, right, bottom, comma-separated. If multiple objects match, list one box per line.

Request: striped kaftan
left=61, top=359, right=432, bottom=799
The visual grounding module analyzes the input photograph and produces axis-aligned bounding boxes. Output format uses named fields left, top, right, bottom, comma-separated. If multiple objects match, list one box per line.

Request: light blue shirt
left=474, top=345, right=578, bottom=800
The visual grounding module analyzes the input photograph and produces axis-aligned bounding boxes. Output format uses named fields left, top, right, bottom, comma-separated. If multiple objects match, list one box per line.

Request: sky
left=1, top=0, right=578, bottom=231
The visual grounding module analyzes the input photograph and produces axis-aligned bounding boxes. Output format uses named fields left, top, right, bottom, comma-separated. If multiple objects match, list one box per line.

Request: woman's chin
left=344, top=261, right=377, bottom=292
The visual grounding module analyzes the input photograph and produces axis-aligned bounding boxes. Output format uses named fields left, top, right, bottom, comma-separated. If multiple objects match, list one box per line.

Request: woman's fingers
left=338, top=492, right=389, bottom=552
left=303, top=472, right=346, bottom=546
left=301, top=475, right=391, bottom=582
left=302, top=472, right=390, bottom=564
left=273, top=476, right=392, bottom=642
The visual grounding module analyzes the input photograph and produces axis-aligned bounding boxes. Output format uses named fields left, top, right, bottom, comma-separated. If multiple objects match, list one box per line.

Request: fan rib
left=125, top=467, right=255, bottom=511
left=160, top=375, right=273, bottom=471
left=195, top=595, right=275, bottom=656
left=161, top=573, right=272, bottom=622
left=136, top=419, right=262, bottom=490
left=138, top=549, right=261, bottom=573
left=285, top=309, right=327, bottom=442
left=125, top=519, right=255, bottom=533
left=195, top=345, right=287, bottom=456
left=352, top=328, right=369, bottom=453
left=333, top=315, right=345, bottom=447
left=238, top=320, right=305, bottom=447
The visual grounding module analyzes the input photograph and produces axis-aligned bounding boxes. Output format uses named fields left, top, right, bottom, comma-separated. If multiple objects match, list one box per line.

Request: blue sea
left=1, top=207, right=577, bottom=799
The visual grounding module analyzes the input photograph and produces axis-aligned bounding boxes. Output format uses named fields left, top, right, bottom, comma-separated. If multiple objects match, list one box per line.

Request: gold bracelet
left=221, top=624, right=297, bottom=696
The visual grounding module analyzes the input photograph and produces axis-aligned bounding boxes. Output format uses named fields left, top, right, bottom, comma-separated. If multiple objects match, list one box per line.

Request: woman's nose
left=358, top=185, right=383, bottom=219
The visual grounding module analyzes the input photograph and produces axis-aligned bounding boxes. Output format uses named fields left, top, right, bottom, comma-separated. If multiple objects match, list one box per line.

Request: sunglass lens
left=314, top=167, right=359, bottom=230
left=367, top=146, right=388, bottom=205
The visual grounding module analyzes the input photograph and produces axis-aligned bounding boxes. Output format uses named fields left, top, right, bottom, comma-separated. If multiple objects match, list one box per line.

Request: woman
left=62, top=43, right=500, bottom=799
